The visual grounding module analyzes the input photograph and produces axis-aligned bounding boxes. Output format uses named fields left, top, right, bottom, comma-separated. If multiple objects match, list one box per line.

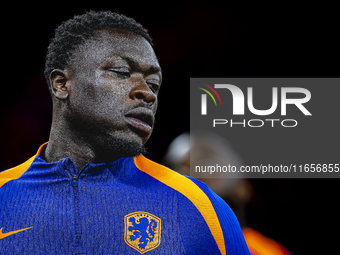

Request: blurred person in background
left=163, top=131, right=293, bottom=255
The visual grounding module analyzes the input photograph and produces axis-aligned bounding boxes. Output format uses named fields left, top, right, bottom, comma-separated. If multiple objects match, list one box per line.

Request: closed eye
left=147, top=82, right=160, bottom=92
left=108, top=68, right=131, bottom=78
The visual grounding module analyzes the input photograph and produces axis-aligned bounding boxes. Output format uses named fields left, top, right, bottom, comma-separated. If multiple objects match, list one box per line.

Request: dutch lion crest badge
left=124, top=211, right=161, bottom=254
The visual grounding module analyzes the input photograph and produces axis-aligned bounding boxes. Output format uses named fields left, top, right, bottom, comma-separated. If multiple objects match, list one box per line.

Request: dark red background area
left=1, top=2, right=338, bottom=254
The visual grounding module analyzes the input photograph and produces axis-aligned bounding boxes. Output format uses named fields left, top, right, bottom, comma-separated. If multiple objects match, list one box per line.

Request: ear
left=49, top=69, right=70, bottom=99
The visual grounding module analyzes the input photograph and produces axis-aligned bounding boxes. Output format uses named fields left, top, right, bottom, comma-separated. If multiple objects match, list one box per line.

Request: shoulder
left=0, top=143, right=47, bottom=187
left=0, top=155, right=36, bottom=188
left=134, top=155, right=226, bottom=211
left=134, top=155, right=234, bottom=215
left=134, top=155, right=250, bottom=255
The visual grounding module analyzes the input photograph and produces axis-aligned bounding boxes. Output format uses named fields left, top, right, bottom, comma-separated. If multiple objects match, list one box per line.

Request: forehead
left=70, top=28, right=160, bottom=72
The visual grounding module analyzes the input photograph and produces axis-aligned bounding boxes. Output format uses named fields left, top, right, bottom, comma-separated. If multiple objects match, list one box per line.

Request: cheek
left=86, top=73, right=129, bottom=102
left=96, top=71, right=130, bottom=94
left=68, top=79, right=128, bottom=121
left=95, top=79, right=130, bottom=113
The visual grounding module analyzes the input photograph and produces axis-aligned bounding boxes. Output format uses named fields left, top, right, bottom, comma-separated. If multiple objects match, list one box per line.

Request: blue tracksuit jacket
left=0, top=143, right=250, bottom=254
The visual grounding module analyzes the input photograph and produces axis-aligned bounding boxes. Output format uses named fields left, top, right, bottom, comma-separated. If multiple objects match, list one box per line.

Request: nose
left=129, top=78, right=156, bottom=106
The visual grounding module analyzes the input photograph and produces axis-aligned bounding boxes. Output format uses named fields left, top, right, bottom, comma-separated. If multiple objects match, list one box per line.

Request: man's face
left=64, top=28, right=162, bottom=157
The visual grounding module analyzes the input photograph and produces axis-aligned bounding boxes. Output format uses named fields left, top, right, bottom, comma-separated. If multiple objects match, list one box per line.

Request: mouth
left=125, top=107, right=154, bottom=137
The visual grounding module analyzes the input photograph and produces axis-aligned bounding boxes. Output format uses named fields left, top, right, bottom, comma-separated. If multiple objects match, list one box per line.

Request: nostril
left=146, top=97, right=155, bottom=104
left=135, top=92, right=144, bottom=100
left=130, top=87, right=156, bottom=105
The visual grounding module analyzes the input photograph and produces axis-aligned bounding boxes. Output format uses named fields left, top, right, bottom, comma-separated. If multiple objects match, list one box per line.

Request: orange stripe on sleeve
left=134, top=155, right=227, bottom=255
left=0, top=142, right=47, bottom=189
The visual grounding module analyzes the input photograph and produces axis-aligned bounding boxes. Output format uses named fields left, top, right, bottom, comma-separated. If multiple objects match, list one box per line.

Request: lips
left=125, top=107, right=154, bottom=137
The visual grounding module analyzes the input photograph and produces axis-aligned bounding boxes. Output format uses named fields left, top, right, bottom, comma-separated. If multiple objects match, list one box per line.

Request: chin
left=99, top=130, right=148, bottom=159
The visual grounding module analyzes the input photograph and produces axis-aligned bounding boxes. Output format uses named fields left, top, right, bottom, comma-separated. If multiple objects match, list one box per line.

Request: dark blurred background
left=1, top=2, right=338, bottom=254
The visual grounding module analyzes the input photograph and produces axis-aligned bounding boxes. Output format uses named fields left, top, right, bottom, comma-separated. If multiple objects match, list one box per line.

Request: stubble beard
left=87, top=128, right=148, bottom=162
left=68, top=115, right=148, bottom=162
left=102, top=131, right=148, bottom=159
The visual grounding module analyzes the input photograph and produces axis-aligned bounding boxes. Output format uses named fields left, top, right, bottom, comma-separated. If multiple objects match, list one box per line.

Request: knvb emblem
left=124, top=211, right=161, bottom=254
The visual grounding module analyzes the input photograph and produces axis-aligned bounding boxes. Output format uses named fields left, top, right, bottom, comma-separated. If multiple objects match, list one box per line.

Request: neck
left=44, top=128, right=92, bottom=171
left=44, top=117, right=121, bottom=171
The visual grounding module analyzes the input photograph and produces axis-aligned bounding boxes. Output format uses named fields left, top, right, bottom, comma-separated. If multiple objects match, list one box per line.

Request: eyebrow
left=120, top=56, right=162, bottom=75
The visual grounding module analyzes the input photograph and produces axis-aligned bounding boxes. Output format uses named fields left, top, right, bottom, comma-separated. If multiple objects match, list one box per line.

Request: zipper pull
left=72, top=175, right=78, bottom=187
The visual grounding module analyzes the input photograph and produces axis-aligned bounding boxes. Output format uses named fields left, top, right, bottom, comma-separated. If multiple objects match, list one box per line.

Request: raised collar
left=32, top=142, right=134, bottom=176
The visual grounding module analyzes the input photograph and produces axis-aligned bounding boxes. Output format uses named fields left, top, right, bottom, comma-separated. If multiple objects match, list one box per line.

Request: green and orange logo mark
left=197, top=82, right=222, bottom=115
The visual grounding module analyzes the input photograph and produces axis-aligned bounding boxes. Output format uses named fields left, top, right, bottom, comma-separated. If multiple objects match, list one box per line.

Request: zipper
left=72, top=174, right=82, bottom=246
